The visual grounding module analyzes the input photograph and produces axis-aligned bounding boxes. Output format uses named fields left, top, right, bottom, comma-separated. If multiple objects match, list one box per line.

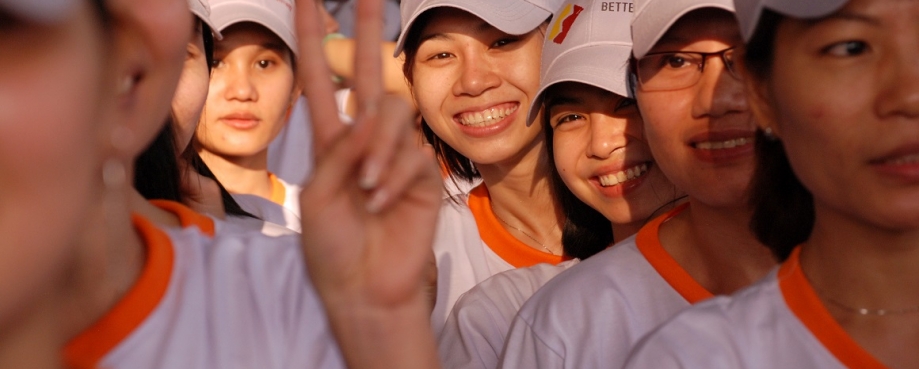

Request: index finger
left=351, top=0, right=385, bottom=122
left=295, top=0, right=346, bottom=153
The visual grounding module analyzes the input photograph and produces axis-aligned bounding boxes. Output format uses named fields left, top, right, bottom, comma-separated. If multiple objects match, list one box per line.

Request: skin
left=410, top=9, right=563, bottom=254
left=171, top=20, right=210, bottom=152
left=0, top=2, right=109, bottom=367
left=546, top=83, right=681, bottom=240
left=746, top=0, right=919, bottom=366
left=196, top=22, right=300, bottom=200
left=636, top=9, right=775, bottom=295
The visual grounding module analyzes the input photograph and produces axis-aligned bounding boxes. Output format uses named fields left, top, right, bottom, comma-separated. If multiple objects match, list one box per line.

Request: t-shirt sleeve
left=438, top=291, right=508, bottom=369
left=623, top=305, right=743, bottom=369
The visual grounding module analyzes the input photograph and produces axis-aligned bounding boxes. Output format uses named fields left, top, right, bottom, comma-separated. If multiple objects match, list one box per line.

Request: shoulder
left=624, top=270, right=791, bottom=368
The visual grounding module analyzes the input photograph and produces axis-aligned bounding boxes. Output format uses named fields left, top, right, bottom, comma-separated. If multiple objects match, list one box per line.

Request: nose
left=452, top=49, right=501, bottom=97
left=222, top=65, right=258, bottom=102
left=691, top=58, right=749, bottom=119
left=587, top=114, right=628, bottom=159
left=876, top=46, right=919, bottom=120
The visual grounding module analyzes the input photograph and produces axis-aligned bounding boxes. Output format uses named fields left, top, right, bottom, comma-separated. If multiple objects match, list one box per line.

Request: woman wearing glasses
left=499, top=0, right=776, bottom=367
left=625, top=0, right=919, bottom=367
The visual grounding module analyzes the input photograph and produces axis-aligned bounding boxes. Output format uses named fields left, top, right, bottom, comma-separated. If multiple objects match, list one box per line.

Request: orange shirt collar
left=148, top=199, right=215, bottom=237
left=268, top=172, right=286, bottom=206
left=635, top=202, right=714, bottom=304
left=467, top=184, right=567, bottom=268
left=64, top=215, right=175, bottom=369
left=778, top=247, right=888, bottom=368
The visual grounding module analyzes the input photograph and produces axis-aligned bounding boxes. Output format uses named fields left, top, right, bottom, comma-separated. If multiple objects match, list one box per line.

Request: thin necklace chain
left=491, top=208, right=558, bottom=256
left=821, top=294, right=919, bottom=316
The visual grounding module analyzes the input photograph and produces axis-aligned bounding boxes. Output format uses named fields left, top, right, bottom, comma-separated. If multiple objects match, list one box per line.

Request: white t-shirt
left=438, top=259, right=580, bottom=369
left=624, top=248, right=888, bottom=369
left=432, top=184, right=566, bottom=337
left=499, top=203, right=715, bottom=369
left=231, top=173, right=302, bottom=233
left=63, top=210, right=345, bottom=369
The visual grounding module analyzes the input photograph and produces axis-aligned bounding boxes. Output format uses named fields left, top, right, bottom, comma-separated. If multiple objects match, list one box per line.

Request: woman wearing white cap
left=625, top=0, right=919, bottom=367
left=436, top=0, right=682, bottom=367
left=499, top=0, right=778, bottom=367
left=0, top=0, right=437, bottom=367
left=394, top=0, right=571, bottom=335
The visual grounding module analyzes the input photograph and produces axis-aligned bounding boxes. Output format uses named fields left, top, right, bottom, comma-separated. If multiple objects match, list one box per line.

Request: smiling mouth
left=598, top=163, right=649, bottom=187
left=880, top=153, right=919, bottom=165
left=456, top=104, right=518, bottom=127
left=692, top=137, right=751, bottom=150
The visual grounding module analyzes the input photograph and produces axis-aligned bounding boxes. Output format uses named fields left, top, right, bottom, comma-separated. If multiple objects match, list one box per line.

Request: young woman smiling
left=394, top=0, right=569, bottom=334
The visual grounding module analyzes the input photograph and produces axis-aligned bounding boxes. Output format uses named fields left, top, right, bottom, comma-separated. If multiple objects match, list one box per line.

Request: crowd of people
left=1, top=0, right=917, bottom=367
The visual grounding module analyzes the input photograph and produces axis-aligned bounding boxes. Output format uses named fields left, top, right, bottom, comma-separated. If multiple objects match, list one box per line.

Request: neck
left=197, top=148, right=271, bottom=199
left=60, top=176, right=146, bottom=342
left=661, top=199, right=776, bottom=295
left=802, top=204, right=919, bottom=311
left=476, top=140, right=564, bottom=255
left=0, top=289, right=66, bottom=369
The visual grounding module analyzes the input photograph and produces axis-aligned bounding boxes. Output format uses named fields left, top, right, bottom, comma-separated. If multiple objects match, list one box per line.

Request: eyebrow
left=418, top=32, right=452, bottom=44
left=260, top=41, right=289, bottom=54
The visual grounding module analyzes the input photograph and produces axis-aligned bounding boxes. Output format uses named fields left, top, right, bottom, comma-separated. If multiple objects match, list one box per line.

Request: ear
left=285, top=85, right=304, bottom=122
left=736, top=51, right=781, bottom=138
left=101, top=0, right=192, bottom=159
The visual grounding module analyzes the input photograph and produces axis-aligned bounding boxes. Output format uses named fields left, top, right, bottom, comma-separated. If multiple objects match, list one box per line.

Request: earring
left=117, top=75, right=135, bottom=96
left=763, top=127, right=776, bottom=140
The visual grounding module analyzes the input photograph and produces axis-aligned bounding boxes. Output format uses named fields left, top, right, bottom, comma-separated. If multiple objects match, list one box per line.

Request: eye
left=210, top=58, right=224, bottom=68
left=554, top=113, right=585, bottom=128
left=822, top=41, right=868, bottom=57
left=257, top=60, right=273, bottom=68
left=491, top=37, right=519, bottom=48
left=661, top=53, right=694, bottom=69
left=613, top=98, right=637, bottom=112
left=428, top=52, right=453, bottom=60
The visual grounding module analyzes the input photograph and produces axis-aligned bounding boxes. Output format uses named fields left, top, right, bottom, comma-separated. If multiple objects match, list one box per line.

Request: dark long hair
left=744, top=10, right=813, bottom=261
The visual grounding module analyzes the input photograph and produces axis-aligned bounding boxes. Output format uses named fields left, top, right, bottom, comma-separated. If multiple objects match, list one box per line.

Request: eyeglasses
left=635, top=47, right=741, bottom=92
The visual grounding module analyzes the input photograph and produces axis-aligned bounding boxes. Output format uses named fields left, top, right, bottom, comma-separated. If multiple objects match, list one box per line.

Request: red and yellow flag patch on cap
left=548, top=4, right=584, bottom=44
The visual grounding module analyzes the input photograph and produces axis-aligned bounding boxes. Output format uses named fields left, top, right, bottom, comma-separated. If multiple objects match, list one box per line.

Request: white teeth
left=695, top=137, right=750, bottom=150
left=458, top=105, right=518, bottom=127
left=599, top=163, right=649, bottom=187
left=888, top=153, right=919, bottom=165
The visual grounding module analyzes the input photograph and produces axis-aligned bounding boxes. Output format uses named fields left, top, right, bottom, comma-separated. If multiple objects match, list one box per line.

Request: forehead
left=546, top=82, right=616, bottom=102
left=215, top=22, right=288, bottom=54
left=417, top=8, right=501, bottom=40
left=653, top=8, right=742, bottom=51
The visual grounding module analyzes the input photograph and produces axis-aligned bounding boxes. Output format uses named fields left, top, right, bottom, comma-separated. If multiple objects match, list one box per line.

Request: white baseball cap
left=527, top=0, right=635, bottom=123
left=394, top=0, right=567, bottom=57
left=733, top=0, right=848, bottom=41
left=207, top=0, right=298, bottom=57
left=189, top=0, right=223, bottom=40
left=631, top=0, right=735, bottom=59
left=0, top=0, right=76, bottom=23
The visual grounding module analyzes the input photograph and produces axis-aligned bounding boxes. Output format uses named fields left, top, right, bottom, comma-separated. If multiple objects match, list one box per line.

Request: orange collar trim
left=149, top=199, right=215, bottom=237
left=268, top=172, right=286, bottom=206
left=636, top=202, right=714, bottom=304
left=467, top=184, right=566, bottom=268
left=63, top=215, right=175, bottom=369
left=778, top=248, right=888, bottom=369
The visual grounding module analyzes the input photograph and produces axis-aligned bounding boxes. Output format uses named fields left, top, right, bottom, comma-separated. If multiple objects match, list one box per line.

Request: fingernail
left=366, top=189, right=388, bottom=214
left=360, top=161, right=381, bottom=190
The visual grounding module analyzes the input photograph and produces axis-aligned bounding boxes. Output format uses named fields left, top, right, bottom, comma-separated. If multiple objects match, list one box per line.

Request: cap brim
left=736, top=0, right=848, bottom=41
left=631, top=0, right=733, bottom=58
left=210, top=2, right=297, bottom=57
left=527, top=43, right=633, bottom=124
left=394, top=0, right=551, bottom=57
